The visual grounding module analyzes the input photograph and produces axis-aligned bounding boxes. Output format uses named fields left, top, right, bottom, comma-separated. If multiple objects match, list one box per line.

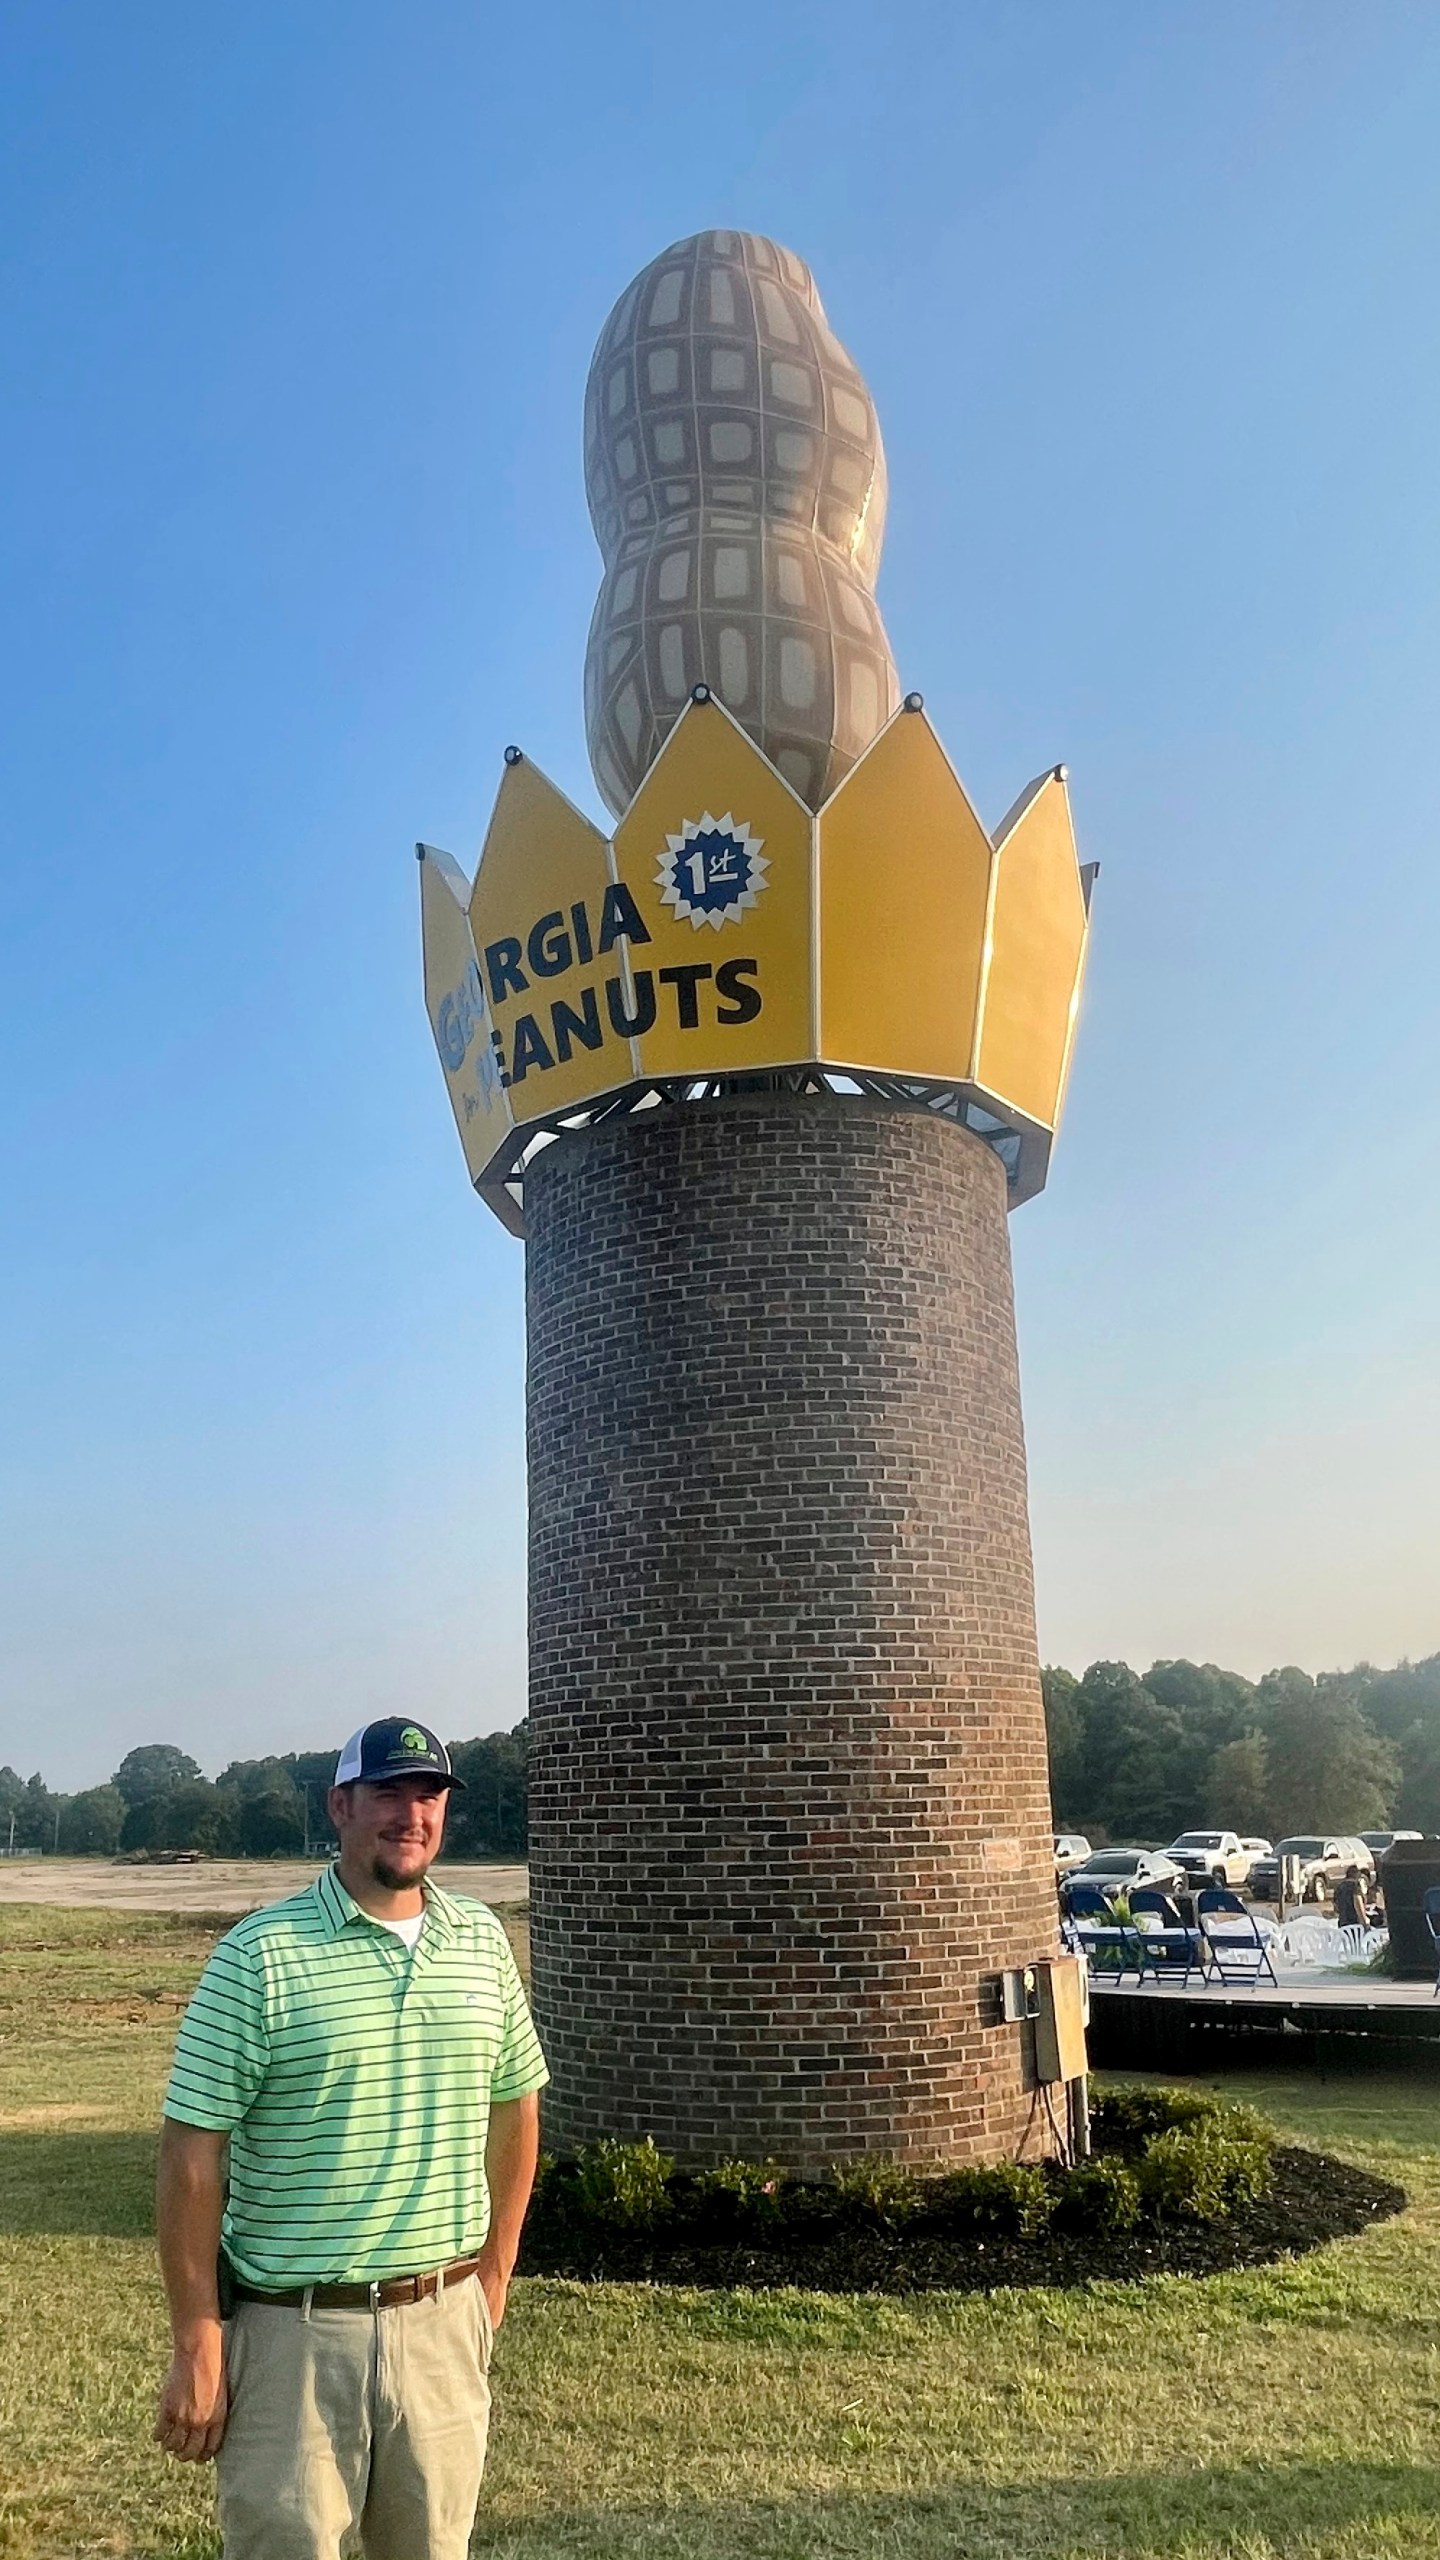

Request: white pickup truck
left=1165, top=1830, right=1253, bottom=1889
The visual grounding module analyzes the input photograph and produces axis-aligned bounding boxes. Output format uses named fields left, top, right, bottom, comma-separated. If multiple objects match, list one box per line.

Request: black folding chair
left=1197, top=1886, right=1277, bottom=1987
left=1063, top=1882, right=1143, bottom=1978
left=1130, top=1888, right=1205, bottom=1985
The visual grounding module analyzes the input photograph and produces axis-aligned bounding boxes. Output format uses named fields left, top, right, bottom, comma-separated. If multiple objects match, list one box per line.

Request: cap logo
left=399, top=1727, right=429, bottom=1755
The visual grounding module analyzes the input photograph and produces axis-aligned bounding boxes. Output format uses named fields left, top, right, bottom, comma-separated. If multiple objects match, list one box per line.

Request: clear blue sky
left=2, top=2, right=1437, bottom=1790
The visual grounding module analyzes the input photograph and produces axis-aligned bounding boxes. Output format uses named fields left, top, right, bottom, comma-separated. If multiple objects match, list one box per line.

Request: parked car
left=1065, top=1848, right=1187, bottom=1897
left=1248, top=1835, right=1375, bottom=1902
left=1239, top=1836, right=1272, bottom=1871
left=1053, top=1833, right=1093, bottom=1873
left=1164, top=1830, right=1252, bottom=1888
left=1359, top=1831, right=1423, bottom=1858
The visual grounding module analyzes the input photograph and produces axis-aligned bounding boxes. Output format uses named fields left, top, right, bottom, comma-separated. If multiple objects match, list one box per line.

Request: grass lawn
left=3, top=1905, right=1440, bottom=2559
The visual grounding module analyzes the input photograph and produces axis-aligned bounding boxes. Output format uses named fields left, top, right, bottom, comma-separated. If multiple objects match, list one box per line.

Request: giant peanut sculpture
left=583, top=229, right=901, bottom=814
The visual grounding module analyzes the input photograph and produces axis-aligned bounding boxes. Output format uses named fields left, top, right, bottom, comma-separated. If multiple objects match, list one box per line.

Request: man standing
left=154, top=1717, right=547, bottom=2560
left=1334, top=1863, right=1373, bottom=1932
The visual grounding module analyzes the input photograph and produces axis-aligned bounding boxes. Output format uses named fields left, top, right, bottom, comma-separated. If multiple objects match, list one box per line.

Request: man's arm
left=154, top=2118, right=230, bottom=2462
left=475, top=2092, right=541, bottom=2333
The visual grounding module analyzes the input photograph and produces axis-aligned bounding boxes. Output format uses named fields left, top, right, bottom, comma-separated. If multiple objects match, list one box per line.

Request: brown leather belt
left=232, top=2251, right=485, bottom=2311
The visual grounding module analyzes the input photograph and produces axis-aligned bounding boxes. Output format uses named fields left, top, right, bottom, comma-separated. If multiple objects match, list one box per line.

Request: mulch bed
left=518, top=2146, right=1406, bottom=2295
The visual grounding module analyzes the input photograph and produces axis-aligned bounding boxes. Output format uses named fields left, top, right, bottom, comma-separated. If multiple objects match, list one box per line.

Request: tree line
left=0, top=1727, right=528, bottom=1861
left=5, top=1650, right=1437, bottom=1863
left=1044, top=1654, right=1440, bottom=1844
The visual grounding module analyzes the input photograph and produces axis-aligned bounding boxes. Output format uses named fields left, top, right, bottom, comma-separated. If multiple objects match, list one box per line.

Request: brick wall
left=525, top=1095, right=1060, bottom=2167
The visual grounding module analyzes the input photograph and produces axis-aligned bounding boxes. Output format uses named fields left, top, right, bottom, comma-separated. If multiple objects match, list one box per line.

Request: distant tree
left=11, top=1772, right=65, bottom=1851
left=1040, top=1668, right=1085, bottom=1825
left=1067, top=1663, right=1189, bottom=1843
left=1355, top=1654, right=1440, bottom=1738
left=112, top=1745, right=202, bottom=1809
left=216, top=1760, right=307, bottom=1855
left=1205, top=1733, right=1270, bottom=1834
left=0, top=1766, right=23, bottom=1849
left=1144, top=1660, right=1255, bottom=1727
left=276, top=1751, right=344, bottom=1852
left=1346, top=1656, right=1440, bottom=1833
left=236, top=1789, right=305, bottom=1857
left=1257, top=1668, right=1398, bottom=1838
left=58, top=1785, right=125, bottom=1856
left=118, top=1794, right=163, bottom=1853
left=151, top=1780, right=237, bottom=1856
left=280, top=1751, right=343, bottom=1796
left=1145, top=1661, right=1255, bottom=1811
left=216, top=1757, right=295, bottom=1801
left=1388, top=1715, right=1440, bottom=1837
left=443, top=1728, right=529, bottom=1858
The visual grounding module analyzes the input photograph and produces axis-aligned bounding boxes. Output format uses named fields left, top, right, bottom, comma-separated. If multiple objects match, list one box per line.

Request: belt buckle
left=368, top=2280, right=382, bottom=2312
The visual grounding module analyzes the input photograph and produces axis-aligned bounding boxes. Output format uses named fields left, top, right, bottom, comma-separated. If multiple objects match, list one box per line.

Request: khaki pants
left=216, top=2276, right=492, bottom=2560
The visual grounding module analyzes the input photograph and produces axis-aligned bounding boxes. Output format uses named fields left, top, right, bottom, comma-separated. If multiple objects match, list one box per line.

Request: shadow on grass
left=0, top=2130, right=155, bottom=2236
left=474, top=2458, right=1440, bottom=2559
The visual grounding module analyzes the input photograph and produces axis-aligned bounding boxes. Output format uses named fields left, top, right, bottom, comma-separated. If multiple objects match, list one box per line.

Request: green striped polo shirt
left=164, top=1865, right=548, bottom=2288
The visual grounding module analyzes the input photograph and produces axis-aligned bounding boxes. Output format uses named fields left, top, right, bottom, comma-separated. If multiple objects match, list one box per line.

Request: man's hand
left=476, top=2250, right=510, bottom=2336
left=154, top=2322, right=228, bottom=2462
left=477, top=2091, right=541, bottom=2340
left=155, top=2118, right=230, bottom=2462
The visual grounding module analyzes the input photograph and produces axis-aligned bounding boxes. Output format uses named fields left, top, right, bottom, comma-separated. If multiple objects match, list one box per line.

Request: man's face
left=329, top=1775, right=449, bottom=1891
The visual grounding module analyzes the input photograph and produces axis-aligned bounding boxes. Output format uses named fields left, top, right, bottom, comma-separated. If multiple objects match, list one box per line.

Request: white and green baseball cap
left=333, top=1718, right=464, bottom=1789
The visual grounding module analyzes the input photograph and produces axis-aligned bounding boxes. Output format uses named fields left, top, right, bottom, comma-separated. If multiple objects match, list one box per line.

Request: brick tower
left=418, top=232, right=1095, bottom=2166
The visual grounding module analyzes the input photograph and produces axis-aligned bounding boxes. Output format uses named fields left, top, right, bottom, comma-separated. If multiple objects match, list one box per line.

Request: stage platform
left=1088, top=1967, right=1440, bottom=2073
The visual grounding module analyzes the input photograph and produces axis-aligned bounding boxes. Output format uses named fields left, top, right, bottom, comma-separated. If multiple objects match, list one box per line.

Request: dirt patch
left=0, top=2103, right=107, bottom=2130
left=0, top=1857, right=528, bottom=1914
left=45, top=1992, right=192, bottom=2025
left=520, top=2146, right=1405, bottom=2295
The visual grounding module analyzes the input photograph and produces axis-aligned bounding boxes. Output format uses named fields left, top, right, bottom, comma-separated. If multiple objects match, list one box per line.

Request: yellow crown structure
left=420, top=690, right=1095, bottom=1234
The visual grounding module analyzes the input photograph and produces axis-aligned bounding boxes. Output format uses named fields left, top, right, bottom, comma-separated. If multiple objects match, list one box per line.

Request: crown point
left=903, top=691, right=924, bottom=712
left=691, top=684, right=712, bottom=704
left=503, top=744, right=523, bottom=766
left=1054, top=763, right=1068, bottom=782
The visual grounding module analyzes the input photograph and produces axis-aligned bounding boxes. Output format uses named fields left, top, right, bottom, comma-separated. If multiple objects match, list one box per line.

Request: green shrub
left=1091, top=2085, right=1217, bottom=2152
left=926, top=2160, right=1054, bottom=2238
left=686, top=2157, right=792, bottom=2235
left=1136, top=2120, right=1273, bottom=2223
left=534, top=2091, right=1277, bottom=2257
left=1089, top=2084, right=1225, bottom=2155
left=1051, top=2154, right=1141, bottom=2235
left=829, top=2155, right=922, bottom=2226
left=1199, top=2100, right=1274, bottom=2153
left=570, top=2136, right=675, bottom=2230
left=1073, top=2088, right=1274, bottom=2225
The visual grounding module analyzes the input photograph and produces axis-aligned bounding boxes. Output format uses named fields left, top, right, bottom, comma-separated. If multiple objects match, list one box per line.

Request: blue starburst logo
left=656, top=812, right=769, bottom=931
